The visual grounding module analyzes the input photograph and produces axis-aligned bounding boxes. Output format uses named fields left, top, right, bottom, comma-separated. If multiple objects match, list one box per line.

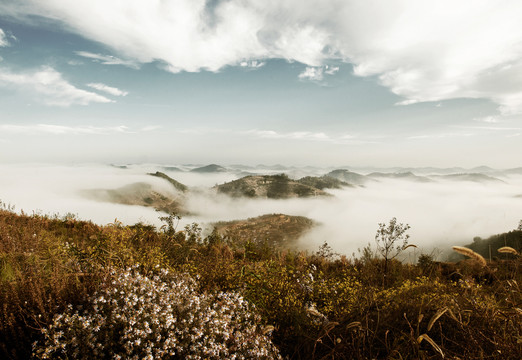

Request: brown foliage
left=0, top=209, right=521, bottom=359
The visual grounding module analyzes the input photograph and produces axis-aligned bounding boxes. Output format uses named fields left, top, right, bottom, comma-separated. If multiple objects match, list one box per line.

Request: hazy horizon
left=1, top=162, right=520, bottom=258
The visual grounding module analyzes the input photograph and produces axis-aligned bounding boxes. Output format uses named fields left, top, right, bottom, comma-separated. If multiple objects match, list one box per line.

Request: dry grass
left=498, top=246, right=520, bottom=256
left=0, top=208, right=521, bottom=359
left=452, top=246, right=487, bottom=267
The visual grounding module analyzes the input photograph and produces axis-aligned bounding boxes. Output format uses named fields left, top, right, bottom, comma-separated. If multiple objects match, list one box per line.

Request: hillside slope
left=214, top=174, right=330, bottom=199
left=296, top=175, right=352, bottom=190
left=326, top=169, right=370, bottom=186
left=81, top=182, right=186, bottom=214
left=213, top=213, right=315, bottom=247
left=148, top=171, right=188, bottom=192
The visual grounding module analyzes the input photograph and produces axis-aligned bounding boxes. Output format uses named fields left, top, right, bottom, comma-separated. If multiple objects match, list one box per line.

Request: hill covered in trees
left=148, top=171, right=188, bottom=192
left=213, top=214, right=315, bottom=248
left=214, top=174, right=332, bottom=199
left=80, top=182, right=186, bottom=214
left=455, top=225, right=522, bottom=261
left=296, top=175, right=352, bottom=190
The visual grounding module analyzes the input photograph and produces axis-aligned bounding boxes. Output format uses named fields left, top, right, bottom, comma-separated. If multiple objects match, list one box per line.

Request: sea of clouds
left=1, top=163, right=521, bottom=259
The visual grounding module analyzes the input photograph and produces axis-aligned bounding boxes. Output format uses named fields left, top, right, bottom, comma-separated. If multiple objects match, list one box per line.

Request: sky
left=0, top=0, right=521, bottom=168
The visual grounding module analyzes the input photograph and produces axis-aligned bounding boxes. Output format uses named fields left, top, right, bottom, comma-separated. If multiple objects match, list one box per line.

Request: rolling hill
left=213, top=213, right=315, bottom=247
left=81, top=182, right=186, bottom=214
left=190, top=164, right=228, bottom=173
left=367, top=171, right=433, bottom=182
left=326, top=169, right=370, bottom=186
left=148, top=171, right=188, bottom=192
left=430, top=173, right=504, bottom=183
left=214, top=174, right=330, bottom=199
left=296, top=175, right=352, bottom=190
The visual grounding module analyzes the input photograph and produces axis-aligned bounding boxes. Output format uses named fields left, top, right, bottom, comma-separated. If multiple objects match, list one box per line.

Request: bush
left=33, top=267, right=281, bottom=360
left=2, top=209, right=521, bottom=359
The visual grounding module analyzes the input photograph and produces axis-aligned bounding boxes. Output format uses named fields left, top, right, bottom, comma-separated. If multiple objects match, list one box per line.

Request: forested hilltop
left=458, top=224, right=522, bottom=261
left=0, top=205, right=520, bottom=359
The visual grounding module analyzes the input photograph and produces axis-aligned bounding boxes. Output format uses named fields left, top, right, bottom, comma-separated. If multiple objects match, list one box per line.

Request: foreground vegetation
left=0, top=205, right=521, bottom=359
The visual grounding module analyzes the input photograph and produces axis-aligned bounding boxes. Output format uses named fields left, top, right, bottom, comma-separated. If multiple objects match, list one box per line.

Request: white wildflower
left=33, top=267, right=281, bottom=359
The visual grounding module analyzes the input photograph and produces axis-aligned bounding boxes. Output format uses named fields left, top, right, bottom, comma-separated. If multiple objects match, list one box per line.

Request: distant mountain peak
left=326, top=169, right=370, bottom=186
left=148, top=171, right=188, bottom=192
left=367, top=172, right=433, bottom=183
left=190, top=164, right=227, bottom=173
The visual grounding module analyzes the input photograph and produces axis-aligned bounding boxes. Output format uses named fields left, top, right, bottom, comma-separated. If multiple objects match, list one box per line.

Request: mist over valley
left=2, top=162, right=520, bottom=258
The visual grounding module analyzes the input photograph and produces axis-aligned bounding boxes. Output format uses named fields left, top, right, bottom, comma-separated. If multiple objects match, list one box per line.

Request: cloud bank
left=3, top=1, right=522, bottom=114
left=0, top=28, right=9, bottom=47
left=75, top=51, right=139, bottom=68
left=1, top=164, right=521, bottom=258
left=298, top=66, right=339, bottom=82
left=243, top=129, right=367, bottom=145
left=87, top=83, right=129, bottom=97
left=0, top=124, right=131, bottom=135
left=0, top=66, right=112, bottom=106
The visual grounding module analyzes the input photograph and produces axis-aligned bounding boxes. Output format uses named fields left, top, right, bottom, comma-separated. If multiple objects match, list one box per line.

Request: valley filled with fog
left=1, top=163, right=521, bottom=258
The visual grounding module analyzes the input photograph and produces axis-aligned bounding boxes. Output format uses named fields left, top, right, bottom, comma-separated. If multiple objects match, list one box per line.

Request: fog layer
left=1, top=164, right=520, bottom=257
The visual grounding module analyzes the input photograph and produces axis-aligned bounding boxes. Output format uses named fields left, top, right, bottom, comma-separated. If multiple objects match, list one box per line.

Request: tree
left=375, top=217, right=411, bottom=282
left=158, top=212, right=181, bottom=236
left=517, top=220, right=522, bottom=231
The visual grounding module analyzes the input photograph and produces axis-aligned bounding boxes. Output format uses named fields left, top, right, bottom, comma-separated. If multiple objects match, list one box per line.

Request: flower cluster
left=33, top=267, right=281, bottom=359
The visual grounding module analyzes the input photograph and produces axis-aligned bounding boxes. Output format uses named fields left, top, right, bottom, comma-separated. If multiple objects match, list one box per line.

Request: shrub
left=375, top=218, right=411, bottom=281
left=33, top=267, right=281, bottom=360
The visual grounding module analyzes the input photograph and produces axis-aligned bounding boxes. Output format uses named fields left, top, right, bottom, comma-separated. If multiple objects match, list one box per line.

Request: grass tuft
left=452, top=246, right=487, bottom=267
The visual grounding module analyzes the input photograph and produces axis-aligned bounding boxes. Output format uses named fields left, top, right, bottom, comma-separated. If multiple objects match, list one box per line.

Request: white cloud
left=244, top=129, right=369, bottom=144
left=454, top=125, right=522, bottom=131
left=247, top=129, right=331, bottom=141
left=87, top=83, right=128, bottom=96
left=475, top=116, right=499, bottom=124
left=0, top=28, right=9, bottom=47
left=239, top=60, right=265, bottom=68
left=298, top=65, right=339, bottom=82
left=67, top=59, right=84, bottom=66
left=0, top=28, right=17, bottom=47
left=75, top=51, right=139, bottom=68
left=298, top=67, right=324, bottom=81
left=169, top=128, right=364, bottom=145
left=3, top=1, right=522, bottom=114
left=408, top=132, right=475, bottom=140
left=324, top=65, right=339, bottom=75
left=0, top=66, right=112, bottom=106
left=0, top=124, right=131, bottom=135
